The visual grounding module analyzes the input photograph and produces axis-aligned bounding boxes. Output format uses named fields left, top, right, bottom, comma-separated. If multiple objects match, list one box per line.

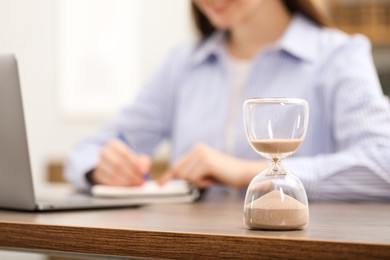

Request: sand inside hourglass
left=251, top=138, right=302, bottom=154
left=244, top=190, right=308, bottom=230
left=251, top=139, right=302, bottom=160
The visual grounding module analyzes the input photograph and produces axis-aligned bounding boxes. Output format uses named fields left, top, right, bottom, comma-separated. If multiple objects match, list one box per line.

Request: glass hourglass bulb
left=243, top=98, right=309, bottom=230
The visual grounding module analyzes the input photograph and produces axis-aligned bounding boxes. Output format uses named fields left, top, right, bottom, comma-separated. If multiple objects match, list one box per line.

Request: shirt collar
left=191, top=31, right=226, bottom=66
left=191, top=13, right=321, bottom=66
left=276, top=13, right=321, bottom=62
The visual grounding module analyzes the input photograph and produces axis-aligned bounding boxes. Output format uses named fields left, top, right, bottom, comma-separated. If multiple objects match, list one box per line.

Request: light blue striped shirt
left=65, top=14, right=390, bottom=201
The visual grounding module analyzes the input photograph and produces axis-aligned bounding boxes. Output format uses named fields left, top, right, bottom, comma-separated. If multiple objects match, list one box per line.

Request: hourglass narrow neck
left=270, top=159, right=286, bottom=175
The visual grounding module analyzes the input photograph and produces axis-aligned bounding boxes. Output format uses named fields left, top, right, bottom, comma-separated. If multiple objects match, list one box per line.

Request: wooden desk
left=0, top=191, right=389, bottom=259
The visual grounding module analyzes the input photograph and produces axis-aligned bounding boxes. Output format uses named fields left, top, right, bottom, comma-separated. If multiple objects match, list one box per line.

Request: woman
left=65, top=0, right=390, bottom=201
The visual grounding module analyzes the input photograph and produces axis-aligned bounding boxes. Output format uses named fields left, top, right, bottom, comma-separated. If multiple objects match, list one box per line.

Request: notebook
left=92, top=180, right=199, bottom=199
left=0, top=53, right=200, bottom=211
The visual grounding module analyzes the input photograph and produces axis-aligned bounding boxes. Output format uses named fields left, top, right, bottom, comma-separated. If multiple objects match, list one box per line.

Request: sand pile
left=244, top=190, right=308, bottom=230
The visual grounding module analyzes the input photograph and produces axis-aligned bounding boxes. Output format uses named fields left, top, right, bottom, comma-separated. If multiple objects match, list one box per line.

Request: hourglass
left=243, top=98, right=309, bottom=230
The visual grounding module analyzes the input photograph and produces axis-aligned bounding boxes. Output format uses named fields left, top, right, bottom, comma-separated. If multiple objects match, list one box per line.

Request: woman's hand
left=159, top=143, right=267, bottom=188
left=92, top=139, right=151, bottom=186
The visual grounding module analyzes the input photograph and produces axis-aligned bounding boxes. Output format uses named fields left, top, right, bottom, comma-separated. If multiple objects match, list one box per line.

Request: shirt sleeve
left=283, top=35, right=390, bottom=201
left=64, top=45, right=190, bottom=191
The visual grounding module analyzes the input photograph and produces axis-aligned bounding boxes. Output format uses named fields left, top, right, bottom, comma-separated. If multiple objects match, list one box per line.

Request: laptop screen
left=0, top=54, right=36, bottom=210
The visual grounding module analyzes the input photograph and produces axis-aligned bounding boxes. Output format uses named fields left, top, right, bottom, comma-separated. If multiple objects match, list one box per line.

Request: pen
left=117, top=132, right=150, bottom=180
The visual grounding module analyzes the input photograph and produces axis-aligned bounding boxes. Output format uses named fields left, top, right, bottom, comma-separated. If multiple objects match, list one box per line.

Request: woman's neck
left=228, top=0, right=292, bottom=60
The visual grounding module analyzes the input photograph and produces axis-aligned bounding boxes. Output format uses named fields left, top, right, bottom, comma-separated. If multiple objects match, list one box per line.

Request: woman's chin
left=211, top=20, right=233, bottom=31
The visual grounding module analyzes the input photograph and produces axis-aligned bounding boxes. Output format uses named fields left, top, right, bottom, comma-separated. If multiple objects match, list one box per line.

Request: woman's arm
left=284, top=36, right=390, bottom=201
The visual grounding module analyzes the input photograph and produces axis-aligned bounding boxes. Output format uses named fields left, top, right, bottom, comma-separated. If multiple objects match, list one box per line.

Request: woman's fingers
left=159, top=149, right=195, bottom=184
left=158, top=169, right=175, bottom=185
left=93, top=139, right=150, bottom=186
left=109, top=139, right=144, bottom=178
left=138, top=154, right=151, bottom=174
left=159, top=144, right=215, bottom=187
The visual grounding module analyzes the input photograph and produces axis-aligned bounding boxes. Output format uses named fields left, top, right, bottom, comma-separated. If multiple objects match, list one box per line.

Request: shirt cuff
left=85, top=169, right=97, bottom=186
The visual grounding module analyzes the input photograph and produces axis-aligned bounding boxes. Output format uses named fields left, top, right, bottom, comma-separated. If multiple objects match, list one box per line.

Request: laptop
left=0, top=54, right=199, bottom=211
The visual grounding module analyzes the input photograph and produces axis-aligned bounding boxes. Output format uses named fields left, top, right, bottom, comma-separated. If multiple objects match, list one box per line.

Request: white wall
left=0, top=0, right=193, bottom=188
left=141, top=0, right=194, bottom=79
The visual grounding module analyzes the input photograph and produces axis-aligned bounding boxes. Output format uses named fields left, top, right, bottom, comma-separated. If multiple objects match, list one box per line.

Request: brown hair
left=192, top=0, right=331, bottom=39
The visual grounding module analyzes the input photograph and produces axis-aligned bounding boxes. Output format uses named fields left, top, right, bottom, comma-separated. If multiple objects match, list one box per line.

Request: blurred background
left=0, top=0, right=389, bottom=259
left=0, top=0, right=193, bottom=190
left=0, top=0, right=389, bottom=189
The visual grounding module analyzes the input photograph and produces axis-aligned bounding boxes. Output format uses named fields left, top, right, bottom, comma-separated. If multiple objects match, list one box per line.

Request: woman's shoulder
left=314, top=27, right=380, bottom=93
left=316, top=26, right=372, bottom=63
left=278, top=14, right=371, bottom=68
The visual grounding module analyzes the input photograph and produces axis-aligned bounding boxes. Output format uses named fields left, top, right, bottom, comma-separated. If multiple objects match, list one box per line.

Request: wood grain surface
left=0, top=190, right=389, bottom=259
